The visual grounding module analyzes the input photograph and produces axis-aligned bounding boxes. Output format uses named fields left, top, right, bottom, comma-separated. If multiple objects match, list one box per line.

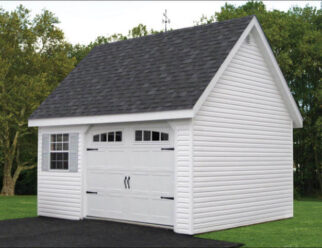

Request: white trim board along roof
left=29, top=16, right=302, bottom=128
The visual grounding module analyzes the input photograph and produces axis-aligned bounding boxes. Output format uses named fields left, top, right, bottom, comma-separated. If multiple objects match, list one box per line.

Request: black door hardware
left=124, top=176, right=128, bottom=189
left=123, top=176, right=131, bottom=189
left=127, top=176, right=131, bottom=189
left=87, top=148, right=98, bottom=151
left=161, top=147, right=175, bottom=151
left=86, top=191, right=98, bottom=194
left=160, top=196, right=174, bottom=200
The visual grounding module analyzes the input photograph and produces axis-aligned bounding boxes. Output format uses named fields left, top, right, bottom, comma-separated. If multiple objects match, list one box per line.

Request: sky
left=0, top=1, right=320, bottom=45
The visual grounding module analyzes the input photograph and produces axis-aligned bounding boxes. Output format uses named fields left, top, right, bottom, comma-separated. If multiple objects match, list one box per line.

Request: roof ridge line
left=95, top=15, right=255, bottom=49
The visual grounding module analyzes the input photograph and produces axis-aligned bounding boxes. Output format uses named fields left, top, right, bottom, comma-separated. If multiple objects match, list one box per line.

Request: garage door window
left=135, top=130, right=169, bottom=141
left=50, top=134, right=69, bottom=170
left=93, top=131, right=122, bottom=142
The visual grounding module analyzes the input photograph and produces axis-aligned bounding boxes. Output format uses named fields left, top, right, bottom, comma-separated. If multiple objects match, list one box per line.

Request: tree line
left=0, top=1, right=321, bottom=197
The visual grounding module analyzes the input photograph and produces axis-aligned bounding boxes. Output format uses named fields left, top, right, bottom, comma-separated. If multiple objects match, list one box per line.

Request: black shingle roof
left=30, top=16, right=253, bottom=120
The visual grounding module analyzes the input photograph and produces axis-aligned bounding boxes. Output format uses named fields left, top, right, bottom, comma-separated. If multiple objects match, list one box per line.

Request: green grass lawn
left=0, top=196, right=321, bottom=247
left=197, top=199, right=322, bottom=248
left=0, top=195, right=37, bottom=220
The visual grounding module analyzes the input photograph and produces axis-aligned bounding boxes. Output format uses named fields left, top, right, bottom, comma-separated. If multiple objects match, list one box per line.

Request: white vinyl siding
left=192, top=33, right=293, bottom=234
left=38, top=126, right=87, bottom=220
left=172, top=120, right=193, bottom=234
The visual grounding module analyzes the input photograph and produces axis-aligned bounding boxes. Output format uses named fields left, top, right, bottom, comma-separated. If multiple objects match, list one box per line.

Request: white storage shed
left=29, top=16, right=302, bottom=235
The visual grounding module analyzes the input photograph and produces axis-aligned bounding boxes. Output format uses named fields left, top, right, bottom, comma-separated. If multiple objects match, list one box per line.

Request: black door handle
left=124, top=176, right=127, bottom=189
left=127, top=176, right=131, bottom=189
left=161, top=147, right=175, bottom=151
left=87, top=148, right=98, bottom=151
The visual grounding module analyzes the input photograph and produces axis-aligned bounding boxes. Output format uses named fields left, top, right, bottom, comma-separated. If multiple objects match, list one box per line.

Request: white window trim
left=49, top=133, right=70, bottom=172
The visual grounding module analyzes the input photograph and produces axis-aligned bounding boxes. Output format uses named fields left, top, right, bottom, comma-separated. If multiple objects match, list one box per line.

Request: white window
left=50, top=134, right=69, bottom=170
left=135, top=130, right=169, bottom=142
left=93, top=131, right=122, bottom=142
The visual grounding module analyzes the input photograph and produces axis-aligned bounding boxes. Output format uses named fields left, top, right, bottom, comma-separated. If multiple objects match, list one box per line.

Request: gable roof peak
left=29, top=15, right=254, bottom=120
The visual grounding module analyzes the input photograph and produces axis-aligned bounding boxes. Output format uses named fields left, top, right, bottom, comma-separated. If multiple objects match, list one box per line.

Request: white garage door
left=86, top=126, right=174, bottom=226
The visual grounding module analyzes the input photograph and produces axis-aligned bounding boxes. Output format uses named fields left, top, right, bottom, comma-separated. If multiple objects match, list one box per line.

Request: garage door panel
left=150, top=174, right=174, bottom=193
left=127, top=197, right=152, bottom=224
left=150, top=199, right=174, bottom=225
left=87, top=151, right=105, bottom=167
left=88, top=150, right=127, bottom=169
left=86, top=126, right=174, bottom=226
left=87, top=171, right=125, bottom=191
left=129, top=173, right=173, bottom=196
left=129, top=173, right=150, bottom=193
left=130, top=150, right=173, bottom=169
left=103, top=150, right=127, bottom=168
left=129, top=150, right=150, bottom=169
left=156, top=151, right=175, bottom=168
left=87, top=194, right=126, bottom=220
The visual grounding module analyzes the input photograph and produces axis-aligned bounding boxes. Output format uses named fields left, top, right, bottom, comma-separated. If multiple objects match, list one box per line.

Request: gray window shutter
left=69, top=133, right=79, bottom=172
left=42, top=134, right=50, bottom=171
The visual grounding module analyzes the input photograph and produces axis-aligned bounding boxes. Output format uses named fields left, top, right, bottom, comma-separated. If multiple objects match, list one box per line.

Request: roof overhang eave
left=28, top=109, right=194, bottom=127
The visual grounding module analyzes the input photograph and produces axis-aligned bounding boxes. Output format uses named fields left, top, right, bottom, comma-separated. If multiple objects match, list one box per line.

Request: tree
left=68, top=34, right=127, bottom=65
left=0, top=6, right=159, bottom=195
left=69, top=24, right=159, bottom=65
left=0, top=6, right=75, bottom=195
left=195, top=1, right=322, bottom=196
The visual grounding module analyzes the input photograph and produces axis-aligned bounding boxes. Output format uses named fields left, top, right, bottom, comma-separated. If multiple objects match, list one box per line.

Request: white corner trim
left=188, top=120, right=194, bottom=235
left=192, top=16, right=303, bottom=129
left=28, top=109, right=194, bottom=127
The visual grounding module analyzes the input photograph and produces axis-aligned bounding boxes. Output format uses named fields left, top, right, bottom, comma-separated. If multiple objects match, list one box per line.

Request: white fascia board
left=28, top=109, right=194, bottom=127
left=193, top=16, right=303, bottom=129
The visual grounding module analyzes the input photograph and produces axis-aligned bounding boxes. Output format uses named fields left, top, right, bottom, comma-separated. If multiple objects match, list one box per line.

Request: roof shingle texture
left=30, top=16, right=253, bottom=120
